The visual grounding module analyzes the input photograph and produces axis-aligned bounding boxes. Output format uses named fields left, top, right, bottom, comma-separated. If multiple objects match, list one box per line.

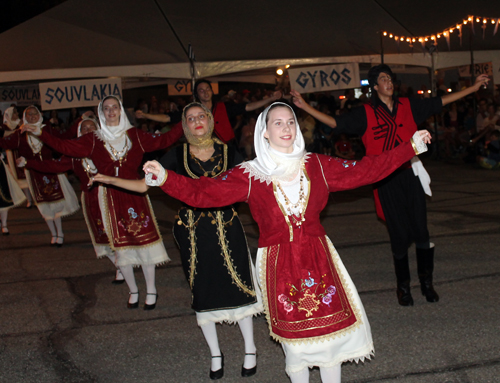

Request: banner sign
left=492, top=61, right=500, bottom=85
left=39, top=78, right=122, bottom=110
left=0, top=85, right=40, bottom=106
left=289, top=63, right=360, bottom=93
left=458, top=62, right=493, bottom=78
left=168, top=80, right=219, bottom=96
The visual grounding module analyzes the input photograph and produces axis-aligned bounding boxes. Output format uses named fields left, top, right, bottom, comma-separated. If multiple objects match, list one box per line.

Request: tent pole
left=430, top=52, right=439, bottom=159
left=380, top=31, right=384, bottom=64
left=469, top=21, right=477, bottom=136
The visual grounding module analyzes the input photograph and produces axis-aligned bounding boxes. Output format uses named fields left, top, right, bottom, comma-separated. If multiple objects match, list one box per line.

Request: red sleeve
left=25, top=156, right=73, bottom=174
left=160, top=166, right=249, bottom=208
left=135, top=123, right=183, bottom=153
left=0, top=130, right=21, bottom=150
left=319, top=141, right=417, bottom=192
left=40, top=129, right=94, bottom=158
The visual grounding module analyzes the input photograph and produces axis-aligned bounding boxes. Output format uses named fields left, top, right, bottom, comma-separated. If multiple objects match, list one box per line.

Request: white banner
left=289, top=63, right=360, bottom=93
left=167, top=80, right=219, bottom=96
left=0, top=85, right=40, bottom=106
left=493, top=60, right=500, bottom=85
left=39, top=78, right=123, bottom=110
left=458, top=62, right=493, bottom=78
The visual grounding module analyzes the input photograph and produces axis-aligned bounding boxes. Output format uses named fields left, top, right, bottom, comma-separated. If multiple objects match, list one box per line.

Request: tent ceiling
left=1, top=0, right=499, bottom=83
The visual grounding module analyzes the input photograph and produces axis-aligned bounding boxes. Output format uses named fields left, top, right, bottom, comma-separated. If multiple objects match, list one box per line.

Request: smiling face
left=25, top=107, right=40, bottom=124
left=374, top=72, right=394, bottom=98
left=80, top=120, right=97, bottom=135
left=264, top=106, right=297, bottom=154
left=102, top=97, right=121, bottom=126
left=185, top=106, right=209, bottom=136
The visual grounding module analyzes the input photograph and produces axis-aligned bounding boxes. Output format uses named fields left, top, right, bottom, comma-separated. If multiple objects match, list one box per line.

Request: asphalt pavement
left=0, top=158, right=499, bottom=383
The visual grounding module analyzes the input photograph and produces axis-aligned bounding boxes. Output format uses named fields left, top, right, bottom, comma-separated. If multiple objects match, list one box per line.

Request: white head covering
left=242, top=102, right=306, bottom=184
left=23, top=105, right=44, bottom=129
left=3, top=107, right=20, bottom=130
left=96, top=96, right=132, bottom=142
left=77, top=116, right=100, bottom=137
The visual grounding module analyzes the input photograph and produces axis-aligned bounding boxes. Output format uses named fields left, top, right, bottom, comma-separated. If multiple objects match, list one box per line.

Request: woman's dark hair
left=368, top=64, right=394, bottom=93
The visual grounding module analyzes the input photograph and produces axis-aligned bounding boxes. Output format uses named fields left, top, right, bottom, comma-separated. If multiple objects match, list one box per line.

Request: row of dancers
left=4, top=66, right=489, bottom=382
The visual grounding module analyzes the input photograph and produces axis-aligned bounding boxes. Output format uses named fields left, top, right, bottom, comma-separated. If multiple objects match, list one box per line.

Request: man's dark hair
left=368, top=64, right=394, bottom=94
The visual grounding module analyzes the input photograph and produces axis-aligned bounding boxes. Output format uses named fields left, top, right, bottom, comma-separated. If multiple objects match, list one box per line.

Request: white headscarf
left=3, top=107, right=20, bottom=130
left=96, top=96, right=132, bottom=143
left=22, top=106, right=45, bottom=154
left=77, top=116, right=100, bottom=138
left=242, top=102, right=306, bottom=184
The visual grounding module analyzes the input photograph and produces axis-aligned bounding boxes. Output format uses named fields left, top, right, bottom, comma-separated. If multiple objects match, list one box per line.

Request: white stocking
left=106, top=252, right=123, bottom=280
left=319, top=364, right=341, bottom=383
left=238, top=316, right=257, bottom=368
left=45, top=219, right=57, bottom=236
left=141, top=264, right=157, bottom=304
left=54, top=217, right=63, bottom=237
left=200, top=322, right=222, bottom=371
left=0, top=210, right=8, bottom=228
left=289, top=367, right=309, bottom=383
left=23, top=188, right=33, bottom=204
left=119, top=264, right=138, bottom=304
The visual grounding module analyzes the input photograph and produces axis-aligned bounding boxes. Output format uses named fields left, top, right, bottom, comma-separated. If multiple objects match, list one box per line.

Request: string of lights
left=382, top=15, right=500, bottom=49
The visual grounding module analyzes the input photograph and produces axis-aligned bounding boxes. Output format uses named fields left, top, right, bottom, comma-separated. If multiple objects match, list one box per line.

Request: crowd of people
left=0, top=66, right=492, bottom=382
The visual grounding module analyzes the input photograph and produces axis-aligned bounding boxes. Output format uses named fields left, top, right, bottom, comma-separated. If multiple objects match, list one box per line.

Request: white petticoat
left=256, top=236, right=374, bottom=375
left=98, top=185, right=169, bottom=267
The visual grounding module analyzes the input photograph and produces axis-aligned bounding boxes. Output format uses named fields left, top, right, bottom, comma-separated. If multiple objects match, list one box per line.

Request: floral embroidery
left=219, top=167, right=235, bottom=181
left=41, top=176, right=59, bottom=194
left=278, top=271, right=337, bottom=317
left=118, top=208, right=150, bottom=235
left=334, top=158, right=357, bottom=168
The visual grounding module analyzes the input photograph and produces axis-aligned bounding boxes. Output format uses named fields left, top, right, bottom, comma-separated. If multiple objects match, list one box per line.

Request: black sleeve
left=224, top=101, right=247, bottom=120
left=334, top=106, right=368, bottom=136
left=409, top=97, right=443, bottom=126
left=159, top=147, right=178, bottom=171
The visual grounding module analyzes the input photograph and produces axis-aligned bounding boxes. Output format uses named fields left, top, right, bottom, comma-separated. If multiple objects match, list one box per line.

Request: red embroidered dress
left=25, top=156, right=110, bottom=257
left=158, top=141, right=417, bottom=368
left=38, top=126, right=183, bottom=265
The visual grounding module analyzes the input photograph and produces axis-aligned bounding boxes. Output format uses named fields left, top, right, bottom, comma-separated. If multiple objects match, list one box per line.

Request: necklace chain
left=276, top=169, right=306, bottom=227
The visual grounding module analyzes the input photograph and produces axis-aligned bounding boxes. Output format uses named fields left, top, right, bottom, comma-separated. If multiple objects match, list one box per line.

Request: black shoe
left=210, top=354, right=224, bottom=380
left=420, top=281, right=439, bottom=302
left=2, top=227, right=9, bottom=236
left=144, top=293, right=158, bottom=310
left=396, top=283, right=414, bottom=306
left=241, top=353, right=257, bottom=377
left=111, top=278, right=125, bottom=285
left=416, top=245, right=440, bottom=303
left=127, top=292, right=139, bottom=309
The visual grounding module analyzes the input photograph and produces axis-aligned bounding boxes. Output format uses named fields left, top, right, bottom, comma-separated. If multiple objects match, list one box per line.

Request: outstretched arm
left=290, top=89, right=338, bottom=128
left=143, top=160, right=249, bottom=208
left=245, top=90, right=282, bottom=111
left=441, top=74, right=489, bottom=106
left=135, top=110, right=170, bottom=123
left=90, top=173, right=149, bottom=193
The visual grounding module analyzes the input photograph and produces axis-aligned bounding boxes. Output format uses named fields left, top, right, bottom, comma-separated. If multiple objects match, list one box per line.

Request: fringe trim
left=240, top=153, right=311, bottom=185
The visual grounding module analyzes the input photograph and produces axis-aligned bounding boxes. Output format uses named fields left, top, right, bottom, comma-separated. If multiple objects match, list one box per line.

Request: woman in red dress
left=0, top=106, right=79, bottom=244
left=141, top=102, right=431, bottom=382
left=23, top=96, right=183, bottom=309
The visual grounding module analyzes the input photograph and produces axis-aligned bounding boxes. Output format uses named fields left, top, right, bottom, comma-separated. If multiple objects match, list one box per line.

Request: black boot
left=393, top=254, right=414, bottom=306
left=416, top=246, right=439, bottom=302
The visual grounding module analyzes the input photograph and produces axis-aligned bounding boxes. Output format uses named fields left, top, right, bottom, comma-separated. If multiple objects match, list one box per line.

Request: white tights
left=289, top=365, right=341, bottom=383
left=200, top=315, right=257, bottom=371
left=118, top=264, right=157, bottom=305
left=0, top=210, right=8, bottom=228
left=45, top=217, right=63, bottom=237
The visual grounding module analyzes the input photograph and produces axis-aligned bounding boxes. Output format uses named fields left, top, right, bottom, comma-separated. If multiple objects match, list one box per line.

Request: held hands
left=474, top=74, right=489, bottom=90
left=20, top=124, right=40, bottom=135
left=272, top=90, right=283, bottom=101
left=135, top=110, right=145, bottom=119
left=87, top=173, right=113, bottom=187
left=418, top=129, right=432, bottom=144
left=290, top=89, right=307, bottom=109
left=143, top=160, right=166, bottom=187
left=16, top=156, right=26, bottom=168
left=143, top=160, right=162, bottom=177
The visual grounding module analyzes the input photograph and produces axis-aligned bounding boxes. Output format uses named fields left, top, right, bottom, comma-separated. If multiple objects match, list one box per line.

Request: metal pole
left=380, top=31, right=384, bottom=64
left=470, top=21, right=477, bottom=136
left=430, top=52, right=439, bottom=158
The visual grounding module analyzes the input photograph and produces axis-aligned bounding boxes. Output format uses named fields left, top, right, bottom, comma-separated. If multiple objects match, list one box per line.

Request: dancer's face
left=185, top=106, right=209, bottom=136
left=25, top=107, right=40, bottom=124
left=80, top=120, right=97, bottom=135
left=102, top=98, right=121, bottom=126
left=196, top=82, right=213, bottom=103
left=374, top=72, right=394, bottom=98
left=264, top=106, right=296, bottom=154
